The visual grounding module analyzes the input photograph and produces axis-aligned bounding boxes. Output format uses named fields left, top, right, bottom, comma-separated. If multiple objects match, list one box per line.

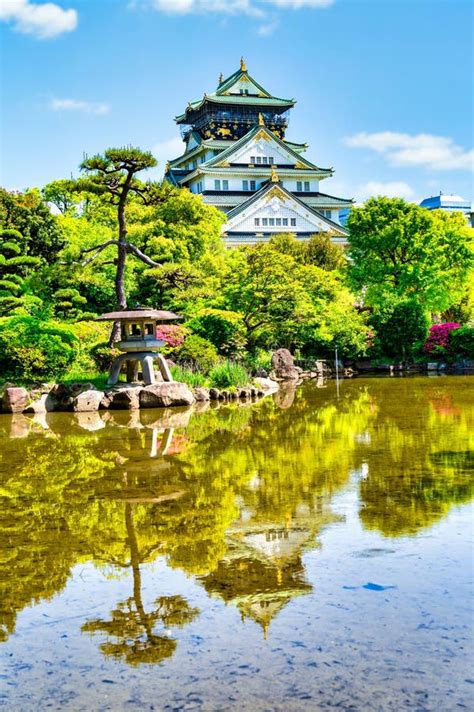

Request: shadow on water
left=0, top=376, right=473, bottom=665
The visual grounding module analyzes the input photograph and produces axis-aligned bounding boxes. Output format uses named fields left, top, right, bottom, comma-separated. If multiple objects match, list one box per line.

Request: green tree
left=348, top=197, right=474, bottom=312
left=72, top=147, right=177, bottom=340
left=42, top=179, right=81, bottom=215
left=0, top=229, right=41, bottom=314
left=0, top=187, right=65, bottom=261
left=369, top=299, right=430, bottom=359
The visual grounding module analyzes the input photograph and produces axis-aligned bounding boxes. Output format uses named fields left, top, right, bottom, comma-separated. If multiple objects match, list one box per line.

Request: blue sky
left=1, top=0, right=473, bottom=204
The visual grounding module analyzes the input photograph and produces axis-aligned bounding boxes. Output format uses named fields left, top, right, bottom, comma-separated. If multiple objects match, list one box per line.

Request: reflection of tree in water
left=1, top=377, right=473, bottom=648
left=82, top=503, right=198, bottom=665
left=355, top=378, right=474, bottom=536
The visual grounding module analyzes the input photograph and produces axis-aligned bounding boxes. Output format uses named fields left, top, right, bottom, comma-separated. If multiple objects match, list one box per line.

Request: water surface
left=1, top=376, right=473, bottom=711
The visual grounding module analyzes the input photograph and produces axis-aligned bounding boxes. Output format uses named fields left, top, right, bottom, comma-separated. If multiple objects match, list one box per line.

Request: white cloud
left=0, top=0, right=77, bottom=39
left=263, top=0, right=333, bottom=7
left=152, top=0, right=261, bottom=15
left=49, top=98, right=109, bottom=115
left=151, top=136, right=184, bottom=176
left=257, top=18, right=278, bottom=35
left=150, top=0, right=333, bottom=15
left=345, top=131, right=473, bottom=172
left=356, top=181, right=415, bottom=202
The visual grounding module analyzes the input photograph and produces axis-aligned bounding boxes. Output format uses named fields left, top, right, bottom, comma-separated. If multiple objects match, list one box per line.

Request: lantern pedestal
left=107, top=352, right=173, bottom=386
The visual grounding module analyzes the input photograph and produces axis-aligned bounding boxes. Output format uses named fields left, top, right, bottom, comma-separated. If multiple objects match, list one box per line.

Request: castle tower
left=165, top=60, right=352, bottom=246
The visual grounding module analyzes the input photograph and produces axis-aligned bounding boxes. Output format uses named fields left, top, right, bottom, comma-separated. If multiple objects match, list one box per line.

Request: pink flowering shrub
left=423, top=323, right=461, bottom=356
left=156, top=324, right=187, bottom=348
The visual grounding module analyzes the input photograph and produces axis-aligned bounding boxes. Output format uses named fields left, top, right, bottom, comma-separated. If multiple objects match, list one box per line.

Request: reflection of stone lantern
left=96, top=308, right=181, bottom=386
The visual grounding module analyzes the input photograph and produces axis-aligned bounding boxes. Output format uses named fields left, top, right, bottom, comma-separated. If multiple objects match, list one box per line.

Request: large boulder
left=139, top=382, right=195, bottom=409
left=72, top=389, right=105, bottom=412
left=102, top=387, right=142, bottom=410
left=193, top=387, right=210, bottom=402
left=1, top=387, right=29, bottom=413
left=271, top=349, right=300, bottom=381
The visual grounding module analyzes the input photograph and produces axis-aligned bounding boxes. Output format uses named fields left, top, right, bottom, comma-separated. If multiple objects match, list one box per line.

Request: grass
left=170, top=365, right=209, bottom=388
left=208, top=361, right=249, bottom=389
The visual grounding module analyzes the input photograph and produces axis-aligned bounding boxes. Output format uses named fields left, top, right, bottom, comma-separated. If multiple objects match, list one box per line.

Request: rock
left=228, top=391, right=238, bottom=399
left=250, top=387, right=257, bottom=397
left=255, top=368, right=268, bottom=378
left=271, top=349, right=300, bottom=380
left=72, top=389, right=105, bottom=412
left=47, top=383, right=74, bottom=411
left=2, top=387, right=29, bottom=413
left=253, top=377, right=279, bottom=393
left=139, top=382, right=195, bottom=409
left=209, top=388, right=220, bottom=400
left=238, top=387, right=251, bottom=398
left=193, top=387, right=210, bottom=402
left=102, top=387, right=142, bottom=410
left=23, top=393, right=55, bottom=413
left=219, top=390, right=228, bottom=400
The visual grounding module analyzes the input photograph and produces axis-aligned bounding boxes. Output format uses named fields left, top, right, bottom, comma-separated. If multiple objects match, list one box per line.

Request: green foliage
left=170, top=365, right=208, bottom=387
left=90, top=342, right=122, bottom=372
left=208, top=360, right=249, bottom=389
left=187, top=308, right=247, bottom=356
left=369, top=300, right=430, bottom=358
left=0, top=187, right=65, bottom=261
left=348, top=197, right=474, bottom=313
left=0, top=316, right=79, bottom=380
left=173, top=334, right=219, bottom=372
left=243, top=348, right=273, bottom=374
left=144, top=189, right=225, bottom=264
left=0, top=228, right=41, bottom=315
left=450, top=326, right=474, bottom=358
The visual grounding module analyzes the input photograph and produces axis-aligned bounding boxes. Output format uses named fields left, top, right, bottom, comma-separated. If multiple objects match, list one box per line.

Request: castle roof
left=175, top=61, right=295, bottom=123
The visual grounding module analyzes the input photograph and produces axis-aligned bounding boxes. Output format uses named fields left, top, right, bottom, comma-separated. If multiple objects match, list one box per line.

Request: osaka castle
left=165, top=58, right=352, bottom=246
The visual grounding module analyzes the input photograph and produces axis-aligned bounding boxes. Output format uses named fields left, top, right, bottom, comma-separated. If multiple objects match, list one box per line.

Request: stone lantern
left=96, top=307, right=181, bottom=386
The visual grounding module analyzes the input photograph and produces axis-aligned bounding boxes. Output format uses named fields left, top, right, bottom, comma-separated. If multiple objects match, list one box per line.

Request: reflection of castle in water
left=200, top=500, right=338, bottom=638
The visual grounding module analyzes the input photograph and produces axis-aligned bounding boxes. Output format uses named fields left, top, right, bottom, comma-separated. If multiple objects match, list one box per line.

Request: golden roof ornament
left=270, top=165, right=280, bottom=183
left=258, top=112, right=265, bottom=126
left=240, top=56, right=247, bottom=72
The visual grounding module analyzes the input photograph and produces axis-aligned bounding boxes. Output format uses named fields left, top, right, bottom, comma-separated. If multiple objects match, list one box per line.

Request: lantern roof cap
left=96, top=308, right=182, bottom=321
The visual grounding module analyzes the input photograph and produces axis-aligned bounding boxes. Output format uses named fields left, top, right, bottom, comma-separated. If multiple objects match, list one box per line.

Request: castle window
left=223, top=180, right=229, bottom=190
left=214, top=180, right=221, bottom=190
left=290, top=218, right=296, bottom=226
left=255, top=218, right=260, bottom=226
left=256, top=157, right=262, bottom=165
left=262, top=218, right=268, bottom=226
left=297, top=181, right=302, bottom=192
left=324, top=209, right=332, bottom=218
left=250, top=156, right=256, bottom=164
left=269, top=157, right=274, bottom=165
left=304, top=181, right=310, bottom=192
left=282, top=218, right=289, bottom=226
left=262, top=157, right=268, bottom=165
left=276, top=218, right=282, bottom=226
left=269, top=218, right=275, bottom=227
left=243, top=180, right=248, bottom=191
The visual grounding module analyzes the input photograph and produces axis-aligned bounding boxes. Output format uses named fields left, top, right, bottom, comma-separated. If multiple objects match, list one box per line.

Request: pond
left=0, top=376, right=473, bottom=711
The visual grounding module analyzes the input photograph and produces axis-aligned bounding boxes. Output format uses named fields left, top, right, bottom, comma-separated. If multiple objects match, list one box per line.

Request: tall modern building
left=165, top=59, right=352, bottom=246
left=420, top=192, right=473, bottom=226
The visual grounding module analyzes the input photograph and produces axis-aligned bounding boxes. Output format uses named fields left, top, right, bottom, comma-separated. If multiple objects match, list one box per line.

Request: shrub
left=423, top=323, right=461, bottom=357
left=173, top=334, right=219, bottom=372
left=208, top=361, right=249, bottom=389
left=450, top=326, right=474, bottom=358
left=0, top=316, right=78, bottom=381
left=90, top=342, right=122, bottom=372
left=370, top=300, right=430, bottom=359
left=156, top=323, right=187, bottom=348
left=244, top=349, right=273, bottom=375
left=187, top=309, right=246, bottom=356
